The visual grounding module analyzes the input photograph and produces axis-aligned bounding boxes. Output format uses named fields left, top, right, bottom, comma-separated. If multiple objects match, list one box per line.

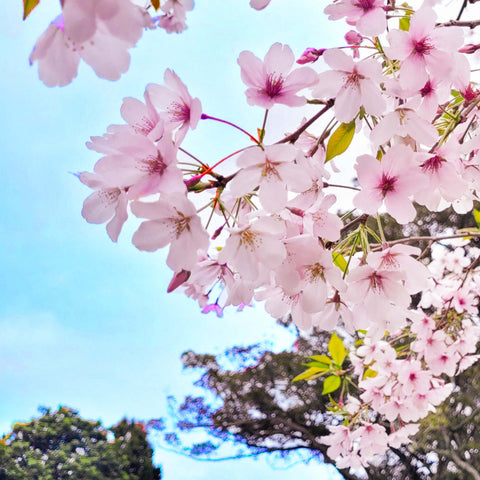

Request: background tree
left=152, top=206, right=480, bottom=480
left=0, top=407, right=161, bottom=480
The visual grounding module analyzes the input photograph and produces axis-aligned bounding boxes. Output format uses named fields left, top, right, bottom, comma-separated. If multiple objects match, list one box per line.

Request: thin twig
left=276, top=99, right=334, bottom=144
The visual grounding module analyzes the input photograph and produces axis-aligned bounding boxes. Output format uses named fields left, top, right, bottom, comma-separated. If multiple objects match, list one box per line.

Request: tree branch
left=435, top=449, right=480, bottom=480
left=438, top=19, right=480, bottom=28
left=276, top=99, right=334, bottom=145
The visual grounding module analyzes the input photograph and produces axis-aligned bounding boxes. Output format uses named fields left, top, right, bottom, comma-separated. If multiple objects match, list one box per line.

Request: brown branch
left=438, top=19, right=480, bottom=28
left=435, top=449, right=480, bottom=480
left=276, top=99, right=334, bottom=145
left=371, top=231, right=480, bottom=249
left=450, top=404, right=480, bottom=432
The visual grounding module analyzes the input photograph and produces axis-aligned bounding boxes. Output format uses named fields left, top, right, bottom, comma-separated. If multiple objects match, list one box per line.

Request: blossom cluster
left=29, top=0, right=196, bottom=86
left=36, top=0, right=480, bottom=473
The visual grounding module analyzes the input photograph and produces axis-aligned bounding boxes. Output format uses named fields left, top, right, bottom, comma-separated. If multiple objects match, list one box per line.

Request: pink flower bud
left=345, top=30, right=362, bottom=45
left=459, top=43, right=480, bottom=54
left=296, top=48, right=325, bottom=64
left=167, top=269, right=191, bottom=293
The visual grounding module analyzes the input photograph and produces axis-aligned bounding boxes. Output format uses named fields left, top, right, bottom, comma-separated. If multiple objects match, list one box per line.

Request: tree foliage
left=0, top=407, right=161, bottom=480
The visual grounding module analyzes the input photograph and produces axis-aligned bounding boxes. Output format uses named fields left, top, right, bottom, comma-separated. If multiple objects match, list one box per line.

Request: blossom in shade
left=217, top=215, right=287, bottom=282
left=147, top=69, right=202, bottom=144
left=79, top=171, right=128, bottom=242
left=132, top=193, right=209, bottom=271
left=228, top=144, right=311, bottom=213
left=237, top=43, right=318, bottom=109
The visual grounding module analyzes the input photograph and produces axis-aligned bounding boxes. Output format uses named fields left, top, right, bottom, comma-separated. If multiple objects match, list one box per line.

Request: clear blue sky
left=0, top=1, right=344, bottom=478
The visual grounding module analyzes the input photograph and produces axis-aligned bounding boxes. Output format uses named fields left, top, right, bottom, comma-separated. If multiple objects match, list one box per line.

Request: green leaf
left=399, top=15, right=410, bottom=31
left=23, top=0, right=40, bottom=19
left=474, top=209, right=480, bottom=228
left=292, top=367, right=328, bottom=382
left=322, top=375, right=341, bottom=394
left=399, top=3, right=413, bottom=31
left=328, top=333, right=346, bottom=366
left=308, top=355, right=332, bottom=365
left=363, top=368, right=378, bottom=379
left=325, top=121, right=355, bottom=162
left=302, top=361, right=330, bottom=370
left=332, top=252, right=348, bottom=273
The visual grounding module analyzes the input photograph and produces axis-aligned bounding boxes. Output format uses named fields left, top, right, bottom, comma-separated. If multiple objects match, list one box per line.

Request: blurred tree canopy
left=0, top=407, right=161, bottom=480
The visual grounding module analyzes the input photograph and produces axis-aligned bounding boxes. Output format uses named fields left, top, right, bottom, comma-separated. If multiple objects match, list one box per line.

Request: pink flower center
left=141, top=153, right=167, bottom=175
left=264, top=73, right=285, bottom=98
left=369, top=272, right=384, bottom=292
left=134, top=116, right=156, bottom=136
left=421, top=155, right=443, bottom=173
left=355, top=0, right=375, bottom=11
left=346, top=70, right=363, bottom=88
left=419, top=80, right=433, bottom=97
left=412, top=37, right=433, bottom=56
left=377, top=173, right=397, bottom=197
left=173, top=210, right=191, bottom=238
left=168, top=101, right=190, bottom=123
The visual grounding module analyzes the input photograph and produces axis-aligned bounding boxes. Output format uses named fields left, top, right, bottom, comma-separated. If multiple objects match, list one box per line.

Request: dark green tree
left=0, top=407, right=161, bottom=480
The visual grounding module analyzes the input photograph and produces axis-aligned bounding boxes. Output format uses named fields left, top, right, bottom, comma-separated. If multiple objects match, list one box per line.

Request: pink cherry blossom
left=237, top=43, right=318, bottom=109
left=147, top=69, right=202, bottom=144
left=217, top=215, right=287, bottom=282
left=250, top=0, right=272, bottom=10
left=228, top=144, right=311, bottom=213
left=314, top=49, right=385, bottom=122
left=354, top=145, right=423, bottom=224
left=158, top=0, right=193, bottom=33
left=30, top=0, right=154, bottom=87
left=385, top=7, right=464, bottom=91
left=132, top=193, right=209, bottom=271
left=79, top=171, right=129, bottom=242
left=112, top=92, right=164, bottom=142
left=324, top=0, right=387, bottom=37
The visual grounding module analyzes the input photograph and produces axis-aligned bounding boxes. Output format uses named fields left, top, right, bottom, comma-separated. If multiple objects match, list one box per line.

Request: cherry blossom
left=132, top=194, right=209, bottom=271
left=147, top=69, right=202, bottom=144
left=314, top=49, right=385, bottom=122
left=66, top=0, right=480, bottom=471
left=324, top=0, right=387, bottom=37
left=237, top=43, right=318, bottom=109
left=354, top=145, right=423, bottom=224
left=30, top=0, right=154, bottom=86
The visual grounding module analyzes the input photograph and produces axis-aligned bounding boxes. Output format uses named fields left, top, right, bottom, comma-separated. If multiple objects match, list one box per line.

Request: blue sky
left=0, top=1, right=344, bottom=478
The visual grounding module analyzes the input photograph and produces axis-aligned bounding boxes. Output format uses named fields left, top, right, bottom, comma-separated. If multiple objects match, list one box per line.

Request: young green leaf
left=328, top=333, right=346, bottom=366
left=473, top=209, right=480, bottom=228
left=292, top=367, right=328, bottom=382
left=322, top=375, right=341, bottom=394
left=325, top=121, right=355, bottom=162
left=302, top=361, right=330, bottom=370
left=308, top=355, right=332, bottom=365
left=332, top=252, right=348, bottom=274
left=23, top=0, right=40, bottom=20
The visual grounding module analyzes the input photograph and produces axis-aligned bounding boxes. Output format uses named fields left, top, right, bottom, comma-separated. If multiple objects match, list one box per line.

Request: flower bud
left=296, top=48, right=325, bottom=64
